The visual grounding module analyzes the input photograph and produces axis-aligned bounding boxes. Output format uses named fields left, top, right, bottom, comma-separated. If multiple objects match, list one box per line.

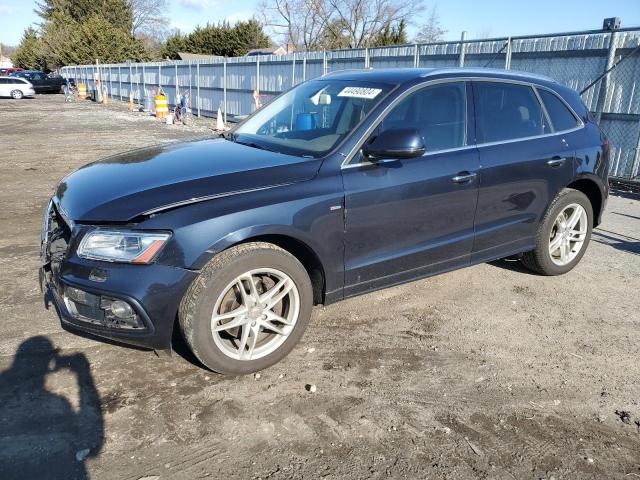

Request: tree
left=372, top=19, right=408, bottom=47
left=36, top=0, right=135, bottom=32
left=22, top=0, right=149, bottom=68
left=160, top=20, right=271, bottom=59
left=160, top=32, right=188, bottom=59
left=128, top=0, right=169, bottom=36
left=1, top=43, right=18, bottom=59
left=414, top=5, right=446, bottom=43
left=13, top=27, right=45, bottom=70
left=261, top=0, right=423, bottom=50
left=259, top=0, right=329, bottom=51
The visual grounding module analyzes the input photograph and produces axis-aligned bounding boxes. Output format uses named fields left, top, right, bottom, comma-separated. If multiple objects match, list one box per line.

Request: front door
left=342, top=81, right=480, bottom=297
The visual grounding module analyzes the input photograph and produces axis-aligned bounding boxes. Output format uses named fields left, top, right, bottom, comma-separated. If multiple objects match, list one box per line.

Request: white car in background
left=0, top=77, right=36, bottom=99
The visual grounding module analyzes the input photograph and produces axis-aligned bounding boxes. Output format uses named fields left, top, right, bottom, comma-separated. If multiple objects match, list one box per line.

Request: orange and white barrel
left=155, top=95, right=168, bottom=118
left=78, top=83, right=87, bottom=100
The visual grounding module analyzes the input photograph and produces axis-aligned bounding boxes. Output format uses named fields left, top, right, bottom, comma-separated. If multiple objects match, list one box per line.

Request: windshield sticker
left=337, top=87, right=382, bottom=99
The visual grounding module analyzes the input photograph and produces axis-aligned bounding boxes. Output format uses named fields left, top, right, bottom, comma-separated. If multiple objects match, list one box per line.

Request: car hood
left=55, top=138, right=322, bottom=222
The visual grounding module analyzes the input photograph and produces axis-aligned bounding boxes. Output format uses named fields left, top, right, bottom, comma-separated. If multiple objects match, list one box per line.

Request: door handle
left=546, top=157, right=566, bottom=167
left=451, top=172, right=477, bottom=183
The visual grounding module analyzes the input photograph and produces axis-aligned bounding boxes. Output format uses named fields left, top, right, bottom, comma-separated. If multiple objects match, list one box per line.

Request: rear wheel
left=10, top=89, right=23, bottom=99
left=521, top=188, right=593, bottom=275
left=179, top=242, right=313, bottom=374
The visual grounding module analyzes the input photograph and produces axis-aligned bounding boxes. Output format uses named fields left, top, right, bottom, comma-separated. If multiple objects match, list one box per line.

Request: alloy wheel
left=210, top=268, right=300, bottom=361
left=548, top=203, right=588, bottom=266
left=11, top=90, right=23, bottom=99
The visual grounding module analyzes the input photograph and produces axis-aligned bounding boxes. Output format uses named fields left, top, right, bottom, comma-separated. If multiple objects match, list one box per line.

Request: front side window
left=475, top=82, right=545, bottom=143
left=233, top=80, right=393, bottom=158
left=379, top=81, right=467, bottom=152
left=538, top=89, right=579, bottom=132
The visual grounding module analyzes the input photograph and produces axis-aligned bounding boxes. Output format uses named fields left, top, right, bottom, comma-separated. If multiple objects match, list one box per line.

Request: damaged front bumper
left=41, top=257, right=198, bottom=351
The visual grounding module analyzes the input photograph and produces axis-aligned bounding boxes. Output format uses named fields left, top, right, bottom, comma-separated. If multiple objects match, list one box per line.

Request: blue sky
left=1, top=0, right=639, bottom=47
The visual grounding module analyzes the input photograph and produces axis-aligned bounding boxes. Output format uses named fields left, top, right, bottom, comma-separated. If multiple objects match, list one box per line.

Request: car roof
left=322, top=67, right=556, bottom=87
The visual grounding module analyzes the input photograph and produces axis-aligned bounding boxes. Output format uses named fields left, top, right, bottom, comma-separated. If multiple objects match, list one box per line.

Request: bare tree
left=414, top=5, right=446, bottom=43
left=261, top=0, right=424, bottom=50
left=128, top=0, right=170, bottom=37
left=322, top=0, right=423, bottom=48
left=259, top=0, right=330, bottom=51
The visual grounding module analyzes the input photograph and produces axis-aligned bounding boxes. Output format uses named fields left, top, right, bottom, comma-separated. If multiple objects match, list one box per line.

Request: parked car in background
left=0, top=67, right=25, bottom=76
left=0, top=77, right=35, bottom=99
left=40, top=68, right=609, bottom=375
left=10, top=70, right=67, bottom=93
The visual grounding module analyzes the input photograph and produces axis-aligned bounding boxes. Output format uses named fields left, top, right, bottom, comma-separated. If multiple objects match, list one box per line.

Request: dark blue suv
left=41, top=68, right=610, bottom=374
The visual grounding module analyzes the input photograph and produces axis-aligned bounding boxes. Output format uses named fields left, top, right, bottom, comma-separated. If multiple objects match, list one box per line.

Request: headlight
left=77, top=230, right=171, bottom=264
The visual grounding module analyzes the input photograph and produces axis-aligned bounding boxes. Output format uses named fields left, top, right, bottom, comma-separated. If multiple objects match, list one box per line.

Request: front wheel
left=10, top=89, right=23, bottom=99
left=179, top=242, right=313, bottom=374
left=521, top=188, right=593, bottom=275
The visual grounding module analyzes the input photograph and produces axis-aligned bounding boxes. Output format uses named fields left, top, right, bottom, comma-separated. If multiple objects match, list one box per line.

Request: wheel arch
left=237, top=234, right=326, bottom=305
left=199, top=228, right=329, bottom=306
left=566, top=176, right=606, bottom=227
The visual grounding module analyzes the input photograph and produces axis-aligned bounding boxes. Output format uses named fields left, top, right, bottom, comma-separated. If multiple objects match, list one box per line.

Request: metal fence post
left=158, top=64, right=162, bottom=92
left=364, top=47, right=369, bottom=69
left=323, top=51, right=328, bottom=75
left=631, top=128, right=640, bottom=180
left=505, top=37, right=512, bottom=69
left=223, top=59, right=227, bottom=123
left=458, top=31, right=467, bottom=67
left=175, top=63, right=179, bottom=105
left=142, top=64, right=146, bottom=105
left=594, top=30, right=618, bottom=124
left=118, top=66, right=122, bottom=100
left=256, top=58, right=260, bottom=97
left=196, top=62, right=201, bottom=118
left=302, top=56, right=306, bottom=81
left=414, top=44, right=419, bottom=67
left=291, top=53, right=296, bottom=87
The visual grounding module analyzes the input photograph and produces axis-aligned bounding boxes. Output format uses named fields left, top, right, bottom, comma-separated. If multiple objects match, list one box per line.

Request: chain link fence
left=60, top=25, right=640, bottom=181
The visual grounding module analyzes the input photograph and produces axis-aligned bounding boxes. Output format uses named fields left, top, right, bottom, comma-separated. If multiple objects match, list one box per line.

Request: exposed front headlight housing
left=77, top=230, right=171, bottom=264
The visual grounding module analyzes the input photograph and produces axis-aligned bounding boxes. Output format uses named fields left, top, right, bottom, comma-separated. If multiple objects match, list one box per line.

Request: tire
left=10, top=90, right=23, bottom=99
left=179, top=242, right=313, bottom=375
left=521, top=188, right=593, bottom=275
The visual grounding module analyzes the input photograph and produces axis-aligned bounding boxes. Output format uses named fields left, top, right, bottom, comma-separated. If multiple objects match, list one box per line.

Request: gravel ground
left=0, top=95, right=639, bottom=480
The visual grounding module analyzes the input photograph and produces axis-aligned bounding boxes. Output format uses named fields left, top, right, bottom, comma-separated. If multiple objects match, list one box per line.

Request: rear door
left=471, top=80, right=576, bottom=262
left=342, top=81, right=480, bottom=296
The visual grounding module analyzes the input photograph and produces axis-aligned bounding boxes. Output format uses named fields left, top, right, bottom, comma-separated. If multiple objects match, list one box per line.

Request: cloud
left=224, top=11, right=254, bottom=25
left=0, top=4, right=14, bottom=15
left=176, top=0, right=212, bottom=10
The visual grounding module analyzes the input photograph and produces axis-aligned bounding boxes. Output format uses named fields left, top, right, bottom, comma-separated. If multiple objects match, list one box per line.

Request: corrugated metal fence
left=60, top=26, right=640, bottom=181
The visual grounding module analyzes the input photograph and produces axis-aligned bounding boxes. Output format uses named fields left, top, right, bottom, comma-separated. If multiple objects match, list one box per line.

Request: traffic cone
left=216, top=107, right=225, bottom=131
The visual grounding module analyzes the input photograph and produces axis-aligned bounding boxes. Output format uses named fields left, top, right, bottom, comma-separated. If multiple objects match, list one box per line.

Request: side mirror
left=362, top=128, right=426, bottom=161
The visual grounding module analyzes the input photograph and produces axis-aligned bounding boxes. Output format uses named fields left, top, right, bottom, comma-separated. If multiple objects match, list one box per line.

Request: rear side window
left=380, top=81, right=467, bottom=152
left=538, top=89, right=579, bottom=132
left=0, top=78, right=7, bottom=84
left=474, top=82, right=544, bottom=143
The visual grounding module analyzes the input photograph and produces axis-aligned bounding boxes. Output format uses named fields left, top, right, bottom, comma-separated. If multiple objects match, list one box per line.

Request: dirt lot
left=0, top=94, right=639, bottom=480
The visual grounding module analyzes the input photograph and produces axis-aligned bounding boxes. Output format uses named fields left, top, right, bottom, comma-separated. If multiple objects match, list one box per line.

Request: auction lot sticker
left=337, top=87, right=383, bottom=99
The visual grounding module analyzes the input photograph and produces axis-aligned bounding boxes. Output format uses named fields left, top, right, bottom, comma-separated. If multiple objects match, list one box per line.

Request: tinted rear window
left=538, top=89, right=579, bottom=132
left=475, top=82, right=544, bottom=143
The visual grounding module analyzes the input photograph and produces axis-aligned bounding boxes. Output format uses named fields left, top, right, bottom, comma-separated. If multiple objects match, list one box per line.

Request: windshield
left=232, top=80, right=394, bottom=158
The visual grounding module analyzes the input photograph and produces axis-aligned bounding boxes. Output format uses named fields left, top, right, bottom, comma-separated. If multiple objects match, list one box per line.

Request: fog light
left=110, top=300, right=134, bottom=319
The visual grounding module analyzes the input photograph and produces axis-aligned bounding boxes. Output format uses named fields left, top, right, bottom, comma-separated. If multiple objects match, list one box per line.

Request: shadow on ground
left=0, top=336, right=104, bottom=480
